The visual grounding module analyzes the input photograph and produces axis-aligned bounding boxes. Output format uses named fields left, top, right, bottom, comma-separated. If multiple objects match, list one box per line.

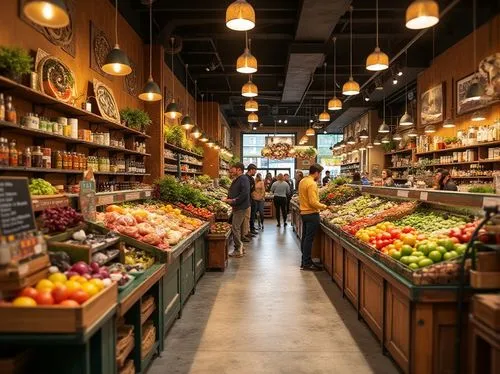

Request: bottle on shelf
left=0, top=93, right=5, bottom=121
left=0, top=138, right=9, bottom=167
left=32, top=146, right=43, bottom=168
left=8, top=139, right=18, bottom=167
left=5, top=96, right=16, bottom=123
left=23, top=146, right=31, bottom=168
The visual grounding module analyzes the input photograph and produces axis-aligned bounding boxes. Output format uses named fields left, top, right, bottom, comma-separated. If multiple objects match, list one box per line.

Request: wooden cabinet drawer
left=163, top=258, right=180, bottom=335
left=360, top=263, right=383, bottom=340
left=332, top=240, right=343, bottom=288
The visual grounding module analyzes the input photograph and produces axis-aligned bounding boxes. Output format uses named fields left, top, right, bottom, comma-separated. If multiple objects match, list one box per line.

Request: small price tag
left=483, top=196, right=500, bottom=208
left=125, top=192, right=141, bottom=201
left=397, top=190, right=409, bottom=198
left=97, top=195, right=114, bottom=206
left=145, top=191, right=151, bottom=198
left=420, top=192, right=428, bottom=201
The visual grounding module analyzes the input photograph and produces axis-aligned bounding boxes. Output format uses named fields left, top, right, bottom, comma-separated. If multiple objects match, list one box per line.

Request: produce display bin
left=207, top=231, right=231, bottom=271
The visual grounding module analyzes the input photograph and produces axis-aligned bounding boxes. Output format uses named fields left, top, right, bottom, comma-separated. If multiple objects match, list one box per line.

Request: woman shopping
left=252, top=173, right=266, bottom=230
left=271, top=174, right=290, bottom=227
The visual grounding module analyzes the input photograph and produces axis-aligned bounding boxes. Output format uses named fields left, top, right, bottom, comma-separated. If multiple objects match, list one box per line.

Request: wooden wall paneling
left=360, top=263, right=384, bottom=341
left=332, top=239, right=343, bottom=288
left=343, top=248, right=359, bottom=308
left=385, top=284, right=410, bottom=373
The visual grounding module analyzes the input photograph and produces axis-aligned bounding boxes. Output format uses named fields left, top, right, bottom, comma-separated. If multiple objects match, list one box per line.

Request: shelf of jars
left=164, top=142, right=203, bottom=159
left=384, top=148, right=414, bottom=156
left=0, top=76, right=150, bottom=138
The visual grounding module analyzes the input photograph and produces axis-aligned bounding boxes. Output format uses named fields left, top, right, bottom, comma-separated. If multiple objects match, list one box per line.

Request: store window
left=316, top=134, right=343, bottom=177
left=242, top=133, right=296, bottom=178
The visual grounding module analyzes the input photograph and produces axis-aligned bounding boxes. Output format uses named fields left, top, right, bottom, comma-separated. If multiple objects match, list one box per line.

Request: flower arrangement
left=261, top=142, right=294, bottom=159
left=293, top=146, right=318, bottom=159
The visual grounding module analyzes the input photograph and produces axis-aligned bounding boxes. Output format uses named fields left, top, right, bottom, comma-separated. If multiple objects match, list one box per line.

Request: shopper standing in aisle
left=284, top=173, right=294, bottom=216
left=223, top=162, right=250, bottom=257
left=271, top=174, right=290, bottom=227
left=252, top=173, right=266, bottom=230
left=243, top=164, right=258, bottom=242
left=264, top=172, right=273, bottom=191
left=298, top=164, right=327, bottom=271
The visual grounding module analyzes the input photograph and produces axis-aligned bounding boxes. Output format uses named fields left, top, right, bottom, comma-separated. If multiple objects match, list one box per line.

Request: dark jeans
left=274, top=196, right=288, bottom=224
left=254, top=200, right=264, bottom=226
left=250, top=199, right=256, bottom=231
left=300, top=213, right=320, bottom=266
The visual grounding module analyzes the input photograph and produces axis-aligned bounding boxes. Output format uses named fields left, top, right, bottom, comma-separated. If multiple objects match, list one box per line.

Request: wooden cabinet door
left=344, top=249, right=359, bottom=307
left=385, top=284, right=410, bottom=373
left=332, top=240, right=343, bottom=288
left=360, top=263, right=383, bottom=340
left=323, top=236, right=333, bottom=277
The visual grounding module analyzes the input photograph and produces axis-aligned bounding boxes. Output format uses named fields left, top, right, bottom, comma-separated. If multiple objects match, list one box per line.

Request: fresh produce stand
left=291, top=185, right=500, bottom=374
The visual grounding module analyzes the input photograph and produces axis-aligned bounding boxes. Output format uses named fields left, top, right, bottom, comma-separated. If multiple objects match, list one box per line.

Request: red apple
left=51, top=285, right=70, bottom=304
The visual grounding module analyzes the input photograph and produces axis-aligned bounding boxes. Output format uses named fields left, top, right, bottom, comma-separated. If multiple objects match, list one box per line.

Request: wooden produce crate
left=31, top=194, right=69, bottom=212
left=207, top=230, right=231, bottom=271
left=264, top=198, right=274, bottom=219
left=0, top=282, right=118, bottom=333
left=0, top=253, right=50, bottom=292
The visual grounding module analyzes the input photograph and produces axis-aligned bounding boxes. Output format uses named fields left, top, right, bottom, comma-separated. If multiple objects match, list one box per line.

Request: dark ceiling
left=118, top=0, right=500, bottom=132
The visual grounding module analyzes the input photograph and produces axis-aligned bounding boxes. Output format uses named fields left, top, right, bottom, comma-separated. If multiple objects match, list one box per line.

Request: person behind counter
left=381, top=169, right=395, bottom=187
left=361, top=172, right=371, bottom=185
left=351, top=171, right=362, bottom=185
left=322, top=170, right=331, bottom=186
left=271, top=174, right=290, bottom=227
left=435, top=168, right=458, bottom=191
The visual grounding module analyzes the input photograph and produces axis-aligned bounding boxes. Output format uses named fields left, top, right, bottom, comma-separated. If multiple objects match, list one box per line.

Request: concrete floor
left=149, top=222, right=399, bottom=374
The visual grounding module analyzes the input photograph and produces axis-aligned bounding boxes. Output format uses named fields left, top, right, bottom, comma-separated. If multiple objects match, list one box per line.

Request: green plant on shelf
left=468, top=185, right=496, bottom=194
left=0, top=46, right=33, bottom=82
left=382, top=140, right=396, bottom=153
left=444, top=136, right=459, bottom=145
left=193, top=146, right=204, bottom=156
left=120, top=107, right=151, bottom=132
left=164, top=123, right=185, bottom=147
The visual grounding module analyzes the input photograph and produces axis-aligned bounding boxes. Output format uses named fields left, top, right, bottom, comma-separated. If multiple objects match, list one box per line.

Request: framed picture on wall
left=420, top=82, right=445, bottom=126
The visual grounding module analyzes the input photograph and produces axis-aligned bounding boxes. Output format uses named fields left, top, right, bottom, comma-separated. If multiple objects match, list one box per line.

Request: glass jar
left=0, top=138, right=9, bottom=167
left=9, top=139, right=18, bottom=167
left=23, top=147, right=32, bottom=168
left=32, top=146, right=43, bottom=168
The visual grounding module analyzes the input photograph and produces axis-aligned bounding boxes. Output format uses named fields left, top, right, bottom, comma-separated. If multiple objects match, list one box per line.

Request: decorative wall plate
left=124, top=59, right=138, bottom=96
left=19, top=0, right=76, bottom=57
left=37, top=55, right=77, bottom=103
left=90, top=21, right=112, bottom=76
left=93, top=79, right=120, bottom=123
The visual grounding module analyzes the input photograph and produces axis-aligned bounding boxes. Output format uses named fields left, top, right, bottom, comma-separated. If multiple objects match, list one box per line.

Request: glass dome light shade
left=245, top=99, right=259, bottom=112
left=181, top=115, right=194, bottom=130
left=378, top=121, right=390, bottom=133
left=306, top=128, right=315, bottom=137
left=359, top=129, right=369, bottom=140
left=399, top=112, right=414, bottom=126
left=248, top=113, right=259, bottom=123
left=242, top=80, right=258, bottom=97
left=165, top=100, right=182, bottom=120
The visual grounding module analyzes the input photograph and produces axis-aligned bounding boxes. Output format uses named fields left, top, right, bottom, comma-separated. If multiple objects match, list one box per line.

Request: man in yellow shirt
left=298, top=163, right=327, bottom=271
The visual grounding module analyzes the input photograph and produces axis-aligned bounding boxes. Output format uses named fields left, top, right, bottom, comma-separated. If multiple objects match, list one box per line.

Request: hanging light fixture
left=471, top=110, right=486, bottom=122
left=359, top=143, right=367, bottom=151
left=165, top=37, right=182, bottom=120
left=102, top=0, right=132, bottom=76
left=328, top=37, right=342, bottom=111
left=424, top=124, right=436, bottom=133
left=405, top=0, right=439, bottom=30
left=236, top=34, right=257, bottom=74
left=373, top=137, right=382, bottom=145
left=190, top=81, right=201, bottom=138
left=381, top=134, right=391, bottom=144
left=359, top=129, right=369, bottom=140
left=347, top=136, right=355, bottom=145
left=206, top=139, right=214, bottom=148
left=214, top=143, right=221, bottom=151
left=393, top=131, right=402, bottom=141
left=366, top=0, right=389, bottom=71
left=299, top=134, right=308, bottom=145
left=367, top=142, right=374, bottom=149
left=199, top=133, right=208, bottom=142
left=408, top=126, right=418, bottom=137
left=242, top=76, right=258, bottom=97
left=378, top=96, right=390, bottom=133
left=343, top=7, right=360, bottom=96
left=23, top=0, right=70, bottom=28
left=400, top=51, right=414, bottom=126
left=442, top=118, right=455, bottom=128
left=180, top=64, right=194, bottom=130
left=306, top=127, right=315, bottom=137
left=245, top=98, right=258, bottom=112
left=465, top=0, right=484, bottom=102
left=139, top=3, right=161, bottom=102
left=226, top=0, right=255, bottom=31
left=248, top=112, right=258, bottom=123
left=318, top=62, right=331, bottom=122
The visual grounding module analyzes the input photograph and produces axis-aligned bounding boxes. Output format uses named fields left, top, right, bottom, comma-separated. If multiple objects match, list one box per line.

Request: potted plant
left=119, top=107, right=152, bottom=133
left=0, top=46, right=33, bottom=82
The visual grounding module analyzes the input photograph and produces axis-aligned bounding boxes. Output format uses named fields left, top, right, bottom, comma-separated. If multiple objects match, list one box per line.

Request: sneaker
left=284, top=222, right=288, bottom=227
left=300, top=263, right=322, bottom=271
left=229, top=251, right=243, bottom=258
left=250, top=230, right=259, bottom=235
left=241, top=237, right=250, bottom=243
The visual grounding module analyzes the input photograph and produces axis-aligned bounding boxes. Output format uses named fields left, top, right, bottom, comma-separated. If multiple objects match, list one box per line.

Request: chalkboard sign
left=79, top=180, right=96, bottom=222
left=0, top=177, right=36, bottom=236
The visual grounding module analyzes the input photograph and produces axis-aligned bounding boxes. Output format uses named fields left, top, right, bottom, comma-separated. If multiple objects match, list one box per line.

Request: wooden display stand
left=207, top=230, right=231, bottom=271
left=264, top=197, right=274, bottom=219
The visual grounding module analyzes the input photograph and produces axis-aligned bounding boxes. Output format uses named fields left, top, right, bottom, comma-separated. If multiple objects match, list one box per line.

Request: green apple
left=409, top=263, right=419, bottom=270
left=428, top=250, right=442, bottom=262
left=400, top=256, right=411, bottom=265
left=436, top=246, right=447, bottom=255
left=418, top=258, right=434, bottom=267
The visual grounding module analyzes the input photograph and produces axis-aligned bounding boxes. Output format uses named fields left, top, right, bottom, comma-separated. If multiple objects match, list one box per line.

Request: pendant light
left=373, top=137, right=382, bottom=145
left=226, top=0, right=255, bottom=32
left=299, top=134, right=308, bottom=145
left=206, top=139, right=214, bottom=148
left=399, top=51, right=414, bottom=126
left=242, top=76, right=258, bottom=97
left=393, top=131, right=402, bottom=141
left=378, top=97, right=390, bottom=133
left=248, top=113, right=258, bottom=123
left=408, top=126, right=418, bottom=137
left=381, top=134, right=391, bottom=144
left=471, top=110, right=486, bottom=122
left=165, top=37, right=182, bottom=119
left=343, top=7, right=360, bottom=96
left=346, top=127, right=355, bottom=145
left=366, top=0, right=389, bottom=71
left=139, top=3, right=161, bottom=102
left=424, top=124, right=436, bottom=133
left=200, top=133, right=208, bottom=142
left=367, top=142, right=374, bottom=149
left=465, top=0, right=484, bottom=102
left=245, top=98, right=258, bottom=112
left=359, top=129, right=369, bottom=140
left=191, top=81, right=201, bottom=138
left=237, top=33, right=257, bottom=74
left=23, top=0, right=69, bottom=28
left=319, top=62, right=331, bottom=122
left=443, top=118, right=455, bottom=128
left=328, top=37, right=342, bottom=111
left=102, top=0, right=132, bottom=76
left=214, top=143, right=221, bottom=151
left=306, top=128, right=315, bottom=137
left=405, top=0, right=439, bottom=30
left=181, top=64, right=194, bottom=130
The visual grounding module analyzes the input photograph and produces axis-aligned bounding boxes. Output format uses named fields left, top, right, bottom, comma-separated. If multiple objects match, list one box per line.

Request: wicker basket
left=119, top=359, right=135, bottom=374
left=141, top=295, right=156, bottom=324
left=141, top=321, right=156, bottom=360
left=116, top=325, right=134, bottom=368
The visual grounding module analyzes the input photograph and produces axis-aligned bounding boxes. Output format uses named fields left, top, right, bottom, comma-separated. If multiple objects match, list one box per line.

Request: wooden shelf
left=0, top=120, right=149, bottom=156
left=67, top=188, right=153, bottom=206
left=94, top=172, right=149, bottom=177
left=164, top=156, right=177, bottom=162
left=340, top=161, right=360, bottom=167
left=416, top=140, right=500, bottom=157
left=0, top=166, right=83, bottom=174
left=385, top=148, right=414, bottom=156
left=0, top=76, right=150, bottom=138
left=389, top=165, right=412, bottom=169
left=450, top=176, right=494, bottom=179
left=180, top=160, right=203, bottom=167
left=164, top=142, right=203, bottom=159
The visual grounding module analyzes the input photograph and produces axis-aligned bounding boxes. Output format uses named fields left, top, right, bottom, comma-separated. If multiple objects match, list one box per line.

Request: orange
left=36, top=279, right=55, bottom=292
left=12, top=296, right=37, bottom=307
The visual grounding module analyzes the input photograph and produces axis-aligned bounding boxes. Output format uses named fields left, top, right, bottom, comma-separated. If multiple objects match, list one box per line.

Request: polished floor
left=149, top=222, right=399, bottom=374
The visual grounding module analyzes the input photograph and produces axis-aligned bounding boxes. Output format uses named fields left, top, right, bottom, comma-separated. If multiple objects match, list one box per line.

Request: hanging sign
left=0, top=177, right=36, bottom=236
left=79, top=180, right=96, bottom=222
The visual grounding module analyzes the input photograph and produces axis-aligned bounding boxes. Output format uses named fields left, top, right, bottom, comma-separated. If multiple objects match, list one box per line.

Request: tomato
left=376, top=233, right=383, bottom=240
left=34, top=291, right=54, bottom=305
left=382, top=232, right=392, bottom=240
left=402, top=226, right=413, bottom=234
left=69, top=290, right=90, bottom=305
left=375, top=240, right=384, bottom=250
left=460, top=233, right=471, bottom=243
left=59, top=300, right=80, bottom=307
left=52, top=285, right=70, bottom=304
left=449, top=236, right=459, bottom=244
left=19, top=287, right=38, bottom=299
left=389, top=229, right=401, bottom=239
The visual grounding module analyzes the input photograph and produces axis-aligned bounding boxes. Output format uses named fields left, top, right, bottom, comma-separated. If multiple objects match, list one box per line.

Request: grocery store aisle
left=149, top=222, right=399, bottom=374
